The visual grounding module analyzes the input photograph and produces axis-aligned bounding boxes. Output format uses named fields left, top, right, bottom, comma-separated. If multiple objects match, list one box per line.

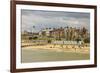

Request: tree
left=48, top=39, right=52, bottom=43
left=32, top=36, right=38, bottom=40
left=83, top=37, right=90, bottom=43
left=29, top=37, right=32, bottom=40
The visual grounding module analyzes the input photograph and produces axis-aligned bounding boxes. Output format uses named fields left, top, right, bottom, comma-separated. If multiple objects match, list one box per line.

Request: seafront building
left=21, top=26, right=89, bottom=42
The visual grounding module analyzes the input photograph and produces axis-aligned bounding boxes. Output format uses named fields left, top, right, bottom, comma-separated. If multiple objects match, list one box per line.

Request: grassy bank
left=22, top=48, right=90, bottom=63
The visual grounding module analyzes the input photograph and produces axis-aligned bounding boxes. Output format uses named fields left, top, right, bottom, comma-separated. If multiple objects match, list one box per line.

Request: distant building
left=51, top=27, right=65, bottom=40
left=64, top=27, right=79, bottom=41
left=32, top=32, right=39, bottom=37
left=21, top=31, right=32, bottom=40
left=22, top=25, right=89, bottom=42
left=21, top=31, right=39, bottom=40
left=39, top=28, right=53, bottom=37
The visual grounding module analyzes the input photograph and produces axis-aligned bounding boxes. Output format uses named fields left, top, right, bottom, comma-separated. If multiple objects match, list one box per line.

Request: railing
left=52, top=41, right=83, bottom=45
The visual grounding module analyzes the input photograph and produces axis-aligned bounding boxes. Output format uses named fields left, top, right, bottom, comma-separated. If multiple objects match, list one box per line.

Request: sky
left=21, top=9, right=90, bottom=33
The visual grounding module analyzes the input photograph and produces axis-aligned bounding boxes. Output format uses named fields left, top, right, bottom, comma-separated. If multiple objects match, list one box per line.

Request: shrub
left=84, top=38, right=90, bottom=43
left=48, top=39, right=52, bottom=43
left=32, top=36, right=38, bottom=40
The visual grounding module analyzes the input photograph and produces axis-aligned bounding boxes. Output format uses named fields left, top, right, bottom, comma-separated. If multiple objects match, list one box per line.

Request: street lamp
left=32, top=25, right=35, bottom=40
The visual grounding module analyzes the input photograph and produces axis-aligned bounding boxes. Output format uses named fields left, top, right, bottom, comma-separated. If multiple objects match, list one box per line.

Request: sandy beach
left=21, top=42, right=90, bottom=63
left=21, top=42, right=90, bottom=54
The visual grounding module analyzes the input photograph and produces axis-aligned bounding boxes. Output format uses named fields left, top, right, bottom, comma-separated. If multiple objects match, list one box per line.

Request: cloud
left=21, top=9, right=90, bottom=32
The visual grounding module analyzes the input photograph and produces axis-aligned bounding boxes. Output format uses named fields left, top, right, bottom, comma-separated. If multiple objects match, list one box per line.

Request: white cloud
left=21, top=10, right=90, bottom=32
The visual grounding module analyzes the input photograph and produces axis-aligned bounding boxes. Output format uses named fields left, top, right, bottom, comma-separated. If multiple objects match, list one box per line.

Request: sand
left=21, top=43, right=90, bottom=54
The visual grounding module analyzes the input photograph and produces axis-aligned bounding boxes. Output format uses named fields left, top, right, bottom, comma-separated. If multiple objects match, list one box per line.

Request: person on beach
left=76, top=35, right=82, bottom=49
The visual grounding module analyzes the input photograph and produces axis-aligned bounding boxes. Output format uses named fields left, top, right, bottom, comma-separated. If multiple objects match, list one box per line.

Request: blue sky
left=21, top=9, right=90, bottom=33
